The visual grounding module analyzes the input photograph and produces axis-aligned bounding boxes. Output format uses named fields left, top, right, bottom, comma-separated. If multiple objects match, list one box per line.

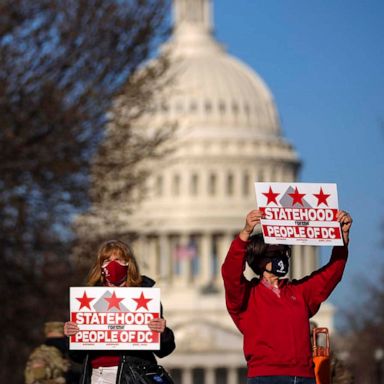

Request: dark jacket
left=69, top=276, right=176, bottom=384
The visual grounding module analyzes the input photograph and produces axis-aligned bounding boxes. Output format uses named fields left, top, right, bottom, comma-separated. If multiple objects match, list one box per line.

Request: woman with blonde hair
left=87, top=240, right=142, bottom=287
left=64, top=240, right=175, bottom=384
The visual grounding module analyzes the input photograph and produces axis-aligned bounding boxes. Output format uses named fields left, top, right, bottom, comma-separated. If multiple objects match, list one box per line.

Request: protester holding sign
left=222, top=209, right=352, bottom=384
left=64, top=240, right=175, bottom=384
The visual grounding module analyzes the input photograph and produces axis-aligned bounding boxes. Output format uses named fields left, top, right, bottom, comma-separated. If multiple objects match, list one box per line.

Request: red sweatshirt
left=221, top=236, right=348, bottom=378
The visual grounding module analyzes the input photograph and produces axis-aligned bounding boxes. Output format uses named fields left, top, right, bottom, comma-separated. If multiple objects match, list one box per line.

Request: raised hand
left=240, top=210, right=263, bottom=241
left=336, top=210, right=353, bottom=244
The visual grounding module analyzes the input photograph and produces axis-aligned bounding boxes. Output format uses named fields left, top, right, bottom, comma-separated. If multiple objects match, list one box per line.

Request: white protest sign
left=255, top=182, right=343, bottom=246
left=69, top=287, right=160, bottom=350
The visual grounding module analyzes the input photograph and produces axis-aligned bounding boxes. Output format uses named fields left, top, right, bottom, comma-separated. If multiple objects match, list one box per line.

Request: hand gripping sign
left=255, top=182, right=343, bottom=246
left=70, top=287, right=160, bottom=350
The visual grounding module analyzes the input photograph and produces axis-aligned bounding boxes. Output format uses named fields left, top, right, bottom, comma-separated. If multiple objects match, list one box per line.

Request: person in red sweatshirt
left=222, top=210, right=352, bottom=384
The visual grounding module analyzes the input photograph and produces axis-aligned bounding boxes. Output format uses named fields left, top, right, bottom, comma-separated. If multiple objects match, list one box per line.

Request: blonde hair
left=87, top=240, right=142, bottom=287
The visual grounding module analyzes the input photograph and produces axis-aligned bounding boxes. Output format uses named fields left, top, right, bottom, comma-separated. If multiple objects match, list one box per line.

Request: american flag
left=173, top=243, right=197, bottom=260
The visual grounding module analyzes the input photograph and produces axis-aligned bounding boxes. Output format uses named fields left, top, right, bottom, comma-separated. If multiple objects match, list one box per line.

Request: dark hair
left=246, top=233, right=291, bottom=275
left=245, top=233, right=269, bottom=275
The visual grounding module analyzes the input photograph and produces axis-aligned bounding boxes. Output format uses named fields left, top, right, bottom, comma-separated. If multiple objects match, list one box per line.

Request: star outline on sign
left=132, top=292, right=152, bottom=311
left=76, top=291, right=95, bottom=310
left=288, top=187, right=306, bottom=206
left=313, top=187, right=331, bottom=207
left=104, top=291, right=124, bottom=311
left=262, top=186, right=280, bottom=205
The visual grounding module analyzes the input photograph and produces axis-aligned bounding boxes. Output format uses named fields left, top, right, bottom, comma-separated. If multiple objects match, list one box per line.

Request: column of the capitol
left=204, top=367, right=215, bottom=384
left=174, top=233, right=192, bottom=287
left=159, top=233, right=171, bottom=281
left=181, top=368, right=192, bottom=384
left=199, top=232, right=212, bottom=287
left=215, top=232, right=233, bottom=286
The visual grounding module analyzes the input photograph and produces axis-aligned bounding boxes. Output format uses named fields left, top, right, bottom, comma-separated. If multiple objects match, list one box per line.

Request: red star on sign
left=262, top=186, right=280, bottom=205
left=105, top=291, right=124, bottom=311
left=313, top=187, right=331, bottom=207
left=288, top=187, right=306, bottom=206
left=132, top=292, right=152, bottom=311
left=76, top=291, right=95, bottom=310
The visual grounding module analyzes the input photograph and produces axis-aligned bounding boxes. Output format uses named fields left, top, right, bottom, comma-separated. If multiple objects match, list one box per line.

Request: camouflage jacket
left=25, top=344, right=70, bottom=384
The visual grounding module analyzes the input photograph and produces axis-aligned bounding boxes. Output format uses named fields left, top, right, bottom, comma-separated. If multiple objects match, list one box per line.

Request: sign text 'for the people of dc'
left=255, top=182, right=343, bottom=246
left=70, top=287, right=160, bottom=350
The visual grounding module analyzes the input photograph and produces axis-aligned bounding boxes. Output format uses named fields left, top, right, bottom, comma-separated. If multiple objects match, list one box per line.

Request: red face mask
left=102, top=260, right=128, bottom=286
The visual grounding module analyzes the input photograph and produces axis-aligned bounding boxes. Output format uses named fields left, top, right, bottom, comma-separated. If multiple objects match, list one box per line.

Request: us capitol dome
left=82, top=1, right=335, bottom=382
left=129, top=0, right=300, bottom=235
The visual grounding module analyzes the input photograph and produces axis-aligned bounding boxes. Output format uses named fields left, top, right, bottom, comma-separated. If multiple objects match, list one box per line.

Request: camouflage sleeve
left=25, top=345, right=69, bottom=384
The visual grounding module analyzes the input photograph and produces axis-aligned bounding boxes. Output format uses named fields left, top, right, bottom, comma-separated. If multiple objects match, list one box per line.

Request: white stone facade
left=85, top=1, right=335, bottom=382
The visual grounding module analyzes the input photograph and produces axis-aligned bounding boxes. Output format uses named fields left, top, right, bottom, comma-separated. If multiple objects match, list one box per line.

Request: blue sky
left=213, top=0, right=384, bottom=321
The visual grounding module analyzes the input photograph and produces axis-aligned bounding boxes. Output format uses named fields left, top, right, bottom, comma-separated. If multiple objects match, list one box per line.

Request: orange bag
left=312, top=327, right=331, bottom=384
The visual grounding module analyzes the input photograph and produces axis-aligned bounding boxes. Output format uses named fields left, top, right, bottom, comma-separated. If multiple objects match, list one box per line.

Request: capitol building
left=79, top=1, right=335, bottom=383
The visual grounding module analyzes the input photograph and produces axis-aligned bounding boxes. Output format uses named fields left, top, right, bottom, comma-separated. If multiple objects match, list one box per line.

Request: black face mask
left=264, top=255, right=289, bottom=277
